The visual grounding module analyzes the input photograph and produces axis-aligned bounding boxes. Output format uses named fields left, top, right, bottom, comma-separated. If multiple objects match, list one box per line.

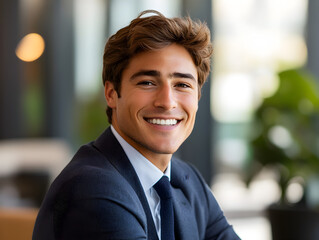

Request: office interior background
left=1, top=0, right=319, bottom=239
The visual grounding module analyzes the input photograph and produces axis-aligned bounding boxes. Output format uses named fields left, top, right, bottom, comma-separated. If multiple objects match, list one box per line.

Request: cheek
left=130, top=91, right=155, bottom=112
left=183, top=96, right=198, bottom=116
left=119, top=94, right=149, bottom=117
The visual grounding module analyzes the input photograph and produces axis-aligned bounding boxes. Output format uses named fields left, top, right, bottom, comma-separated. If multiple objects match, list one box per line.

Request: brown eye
left=176, top=83, right=190, bottom=88
left=137, top=81, right=154, bottom=86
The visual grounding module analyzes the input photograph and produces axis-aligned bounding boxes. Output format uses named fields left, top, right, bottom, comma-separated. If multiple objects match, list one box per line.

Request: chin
left=151, top=145, right=179, bottom=155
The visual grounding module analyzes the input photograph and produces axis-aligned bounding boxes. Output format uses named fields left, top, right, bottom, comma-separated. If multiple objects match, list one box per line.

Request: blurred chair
left=0, top=208, right=38, bottom=240
left=0, top=138, right=72, bottom=178
left=0, top=139, right=72, bottom=207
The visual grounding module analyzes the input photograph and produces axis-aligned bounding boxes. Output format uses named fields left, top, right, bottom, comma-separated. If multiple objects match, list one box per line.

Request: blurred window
left=211, top=2, right=309, bottom=239
left=211, top=0, right=308, bottom=171
left=74, top=0, right=107, bottom=100
left=109, top=0, right=182, bottom=35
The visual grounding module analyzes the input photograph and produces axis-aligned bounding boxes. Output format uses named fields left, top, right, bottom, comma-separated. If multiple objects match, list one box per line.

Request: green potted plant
left=246, top=69, right=319, bottom=240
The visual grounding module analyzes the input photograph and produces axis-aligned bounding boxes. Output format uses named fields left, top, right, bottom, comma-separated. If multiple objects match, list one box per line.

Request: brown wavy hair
left=103, top=10, right=213, bottom=123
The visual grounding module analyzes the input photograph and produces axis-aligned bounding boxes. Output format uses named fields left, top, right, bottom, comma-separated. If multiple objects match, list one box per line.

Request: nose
left=153, top=84, right=177, bottom=110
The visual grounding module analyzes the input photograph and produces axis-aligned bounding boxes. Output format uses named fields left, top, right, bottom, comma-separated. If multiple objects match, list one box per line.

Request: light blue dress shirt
left=111, top=126, right=171, bottom=240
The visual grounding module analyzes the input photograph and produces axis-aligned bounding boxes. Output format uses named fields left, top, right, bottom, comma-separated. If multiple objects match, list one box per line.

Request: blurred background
left=1, top=0, right=319, bottom=239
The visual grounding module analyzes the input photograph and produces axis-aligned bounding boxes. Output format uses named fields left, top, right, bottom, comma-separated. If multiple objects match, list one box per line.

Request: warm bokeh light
left=16, top=33, right=45, bottom=62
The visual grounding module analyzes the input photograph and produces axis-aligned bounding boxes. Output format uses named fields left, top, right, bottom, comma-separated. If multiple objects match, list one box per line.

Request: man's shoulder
left=33, top=140, right=148, bottom=240
left=49, top=141, right=133, bottom=201
left=56, top=128, right=124, bottom=186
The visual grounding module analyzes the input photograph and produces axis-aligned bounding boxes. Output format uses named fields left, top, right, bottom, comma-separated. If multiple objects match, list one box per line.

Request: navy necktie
left=153, top=176, right=175, bottom=240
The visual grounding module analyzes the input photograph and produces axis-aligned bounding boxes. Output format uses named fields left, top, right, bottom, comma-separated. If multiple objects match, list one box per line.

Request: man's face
left=105, top=44, right=199, bottom=167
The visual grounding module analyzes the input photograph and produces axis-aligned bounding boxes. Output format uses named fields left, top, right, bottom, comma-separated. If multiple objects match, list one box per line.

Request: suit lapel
left=93, top=128, right=159, bottom=240
left=171, top=160, right=199, bottom=240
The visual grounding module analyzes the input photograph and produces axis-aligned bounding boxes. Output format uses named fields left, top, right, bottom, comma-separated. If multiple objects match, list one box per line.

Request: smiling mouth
left=146, top=118, right=179, bottom=126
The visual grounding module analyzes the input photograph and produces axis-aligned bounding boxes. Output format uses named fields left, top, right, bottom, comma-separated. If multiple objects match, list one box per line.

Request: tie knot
left=153, top=176, right=172, bottom=200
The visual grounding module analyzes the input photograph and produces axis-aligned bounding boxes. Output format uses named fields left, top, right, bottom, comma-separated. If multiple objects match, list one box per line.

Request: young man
left=33, top=10, right=240, bottom=240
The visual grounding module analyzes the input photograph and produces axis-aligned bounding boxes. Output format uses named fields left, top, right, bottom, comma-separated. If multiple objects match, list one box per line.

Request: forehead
left=123, top=44, right=197, bottom=79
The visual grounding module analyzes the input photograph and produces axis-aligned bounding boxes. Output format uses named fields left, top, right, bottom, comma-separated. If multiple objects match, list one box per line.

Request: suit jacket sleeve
left=51, top=170, right=148, bottom=240
left=55, top=198, right=146, bottom=240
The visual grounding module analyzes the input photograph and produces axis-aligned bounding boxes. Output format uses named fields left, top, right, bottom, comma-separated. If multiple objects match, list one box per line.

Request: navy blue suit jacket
left=33, top=128, right=240, bottom=240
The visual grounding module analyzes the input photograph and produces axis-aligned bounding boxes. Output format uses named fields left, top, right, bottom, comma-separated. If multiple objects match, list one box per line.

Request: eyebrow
left=169, top=72, right=196, bottom=82
left=130, top=70, right=196, bottom=82
left=130, top=70, right=160, bottom=80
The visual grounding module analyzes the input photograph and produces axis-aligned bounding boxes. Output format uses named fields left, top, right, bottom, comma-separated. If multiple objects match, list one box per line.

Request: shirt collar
left=110, top=126, right=171, bottom=192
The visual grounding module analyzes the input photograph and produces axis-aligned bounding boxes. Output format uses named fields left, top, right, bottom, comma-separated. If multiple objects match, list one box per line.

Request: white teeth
left=147, top=119, right=178, bottom=126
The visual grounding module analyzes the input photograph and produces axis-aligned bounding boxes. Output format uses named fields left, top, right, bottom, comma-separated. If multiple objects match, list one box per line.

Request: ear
left=104, top=81, right=118, bottom=109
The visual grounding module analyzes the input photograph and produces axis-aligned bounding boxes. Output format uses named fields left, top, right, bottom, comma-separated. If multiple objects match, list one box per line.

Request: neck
left=111, top=124, right=172, bottom=173
left=146, top=154, right=171, bottom=173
